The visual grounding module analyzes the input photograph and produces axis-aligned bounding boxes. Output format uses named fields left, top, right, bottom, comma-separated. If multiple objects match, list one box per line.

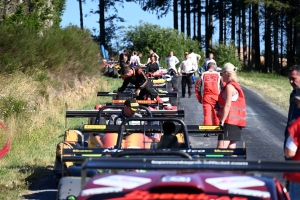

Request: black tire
left=103, top=66, right=109, bottom=75
left=112, top=68, right=118, bottom=78
left=108, top=67, right=113, bottom=77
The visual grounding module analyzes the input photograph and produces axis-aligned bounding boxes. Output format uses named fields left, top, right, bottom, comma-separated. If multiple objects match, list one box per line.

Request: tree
left=78, top=0, right=85, bottom=30
left=121, top=22, right=202, bottom=66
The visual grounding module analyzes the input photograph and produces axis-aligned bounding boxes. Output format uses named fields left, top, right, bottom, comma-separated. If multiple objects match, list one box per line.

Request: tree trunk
left=193, top=0, right=196, bottom=38
left=238, top=8, right=241, bottom=61
left=248, top=4, right=252, bottom=69
left=219, top=0, right=224, bottom=44
left=174, top=0, right=178, bottom=30
left=205, top=0, right=208, bottom=55
left=186, top=0, right=190, bottom=36
left=197, top=0, right=202, bottom=46
left=208, top=0, right=213, bottom=52
left=264, top=5, right=271, bottom=73
left=181, top=0, right=185, bottom=34
left=273, top=9, right=279, bottom=74
left=231, top=1, right=236, bottom=42
left=99, top=0, right=105, bottom=47
left=252, top=3, right=260, bottom=70
left=79, top=0, right=83, bottom=30
left=242, top=2, right=247, bottom=69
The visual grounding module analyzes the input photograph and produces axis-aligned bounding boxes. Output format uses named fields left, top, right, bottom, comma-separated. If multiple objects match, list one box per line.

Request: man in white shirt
left=198, top=53, right=218, bottom=74
left=178, top=52, right=197, bottom=98
left=164, top=51, right=180, bottom=73
left=130, top=51, right=139, bottom=67
left=189, top=49, right=201, bottom=84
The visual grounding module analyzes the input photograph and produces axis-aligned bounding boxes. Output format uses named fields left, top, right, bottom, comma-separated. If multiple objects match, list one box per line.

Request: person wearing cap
left=89, top=99, right=142, bottom=149
left=199, top=60, right=223, bottom=137
left=108, top=98, right=142, bottom=125
left=217, top=63, right=246, bottom=149
left=284, top=89, right=300, bottom=199
left=178, top=52, right=197, bottom=98
left=117, top=65, right=164, bottom=106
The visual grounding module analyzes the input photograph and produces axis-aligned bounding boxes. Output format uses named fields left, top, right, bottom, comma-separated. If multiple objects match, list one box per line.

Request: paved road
left=23, top=78, right=288, bottom=199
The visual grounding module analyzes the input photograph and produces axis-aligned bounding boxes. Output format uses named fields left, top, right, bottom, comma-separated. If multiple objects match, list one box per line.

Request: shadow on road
left=22, top=165, right=57, bottom=200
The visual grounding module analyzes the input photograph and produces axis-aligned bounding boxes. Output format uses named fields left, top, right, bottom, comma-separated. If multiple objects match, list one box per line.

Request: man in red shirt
left=199, top=60, right=222, bottom=137
left=284, top=88, right=300, bottom=200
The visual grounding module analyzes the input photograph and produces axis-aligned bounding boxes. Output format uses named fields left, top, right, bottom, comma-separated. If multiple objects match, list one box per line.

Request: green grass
left=239, top=71, right=291, bottom=113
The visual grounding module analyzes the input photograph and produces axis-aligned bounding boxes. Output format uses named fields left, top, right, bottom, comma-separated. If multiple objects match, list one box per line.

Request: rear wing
left=97, top=91, right=178, bottom=98
left=80, top=157, right=300, bottom=188
left=66, top=109, right=185, bottom=118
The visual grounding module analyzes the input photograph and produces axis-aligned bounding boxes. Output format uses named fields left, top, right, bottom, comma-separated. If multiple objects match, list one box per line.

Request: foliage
left=212, top=41, right=242, bottom=70
left=0, top=0, right=66, bottom=31
left=0, top=23, right=100, bottom=75
left=121, top=22, right=202, bottom=66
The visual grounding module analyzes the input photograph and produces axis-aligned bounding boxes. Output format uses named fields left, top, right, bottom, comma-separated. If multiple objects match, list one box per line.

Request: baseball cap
left=124, top=98, right=139, bottom=111
left=222, top=63, right=238, bottom=73
left=184, top=52, right=189, bottom=55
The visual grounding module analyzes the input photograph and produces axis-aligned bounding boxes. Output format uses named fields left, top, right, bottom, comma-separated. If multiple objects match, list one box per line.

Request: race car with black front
left=66, top=156, right=298, bottom=200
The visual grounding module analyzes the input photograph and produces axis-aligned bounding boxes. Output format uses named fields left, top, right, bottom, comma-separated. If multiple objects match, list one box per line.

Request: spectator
left=284, top=89, right=300, bottom=200
left=137, top=53, right=145, bottom=67
left=217, top=63, right=246, bottom=149
left=200, top=60, right=222, bottom=137
left=284, top=65, right=300, bottom=151
left=164, top=51, right=180, bottom=74
left=119, top=50, right=128, bottom=69
left=129, top=51, right=139, bottom=68
left=189, top=49, right=201, bottom=84
left=178, top=52, right=197, bottom=98
left=198, top=53, right=217, bottom=75
left=147, top=49, right=160, bottom=65
left=145, top=55, right=159, bottom=74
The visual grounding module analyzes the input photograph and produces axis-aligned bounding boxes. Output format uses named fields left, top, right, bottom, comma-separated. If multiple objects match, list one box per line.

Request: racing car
left=67, top=156, right=299, bottom=200
left=103, top=60, right=120, bottom=78
left=56, top=118, right=246, bottom=199
left=97, top=91, right=179, bottom=110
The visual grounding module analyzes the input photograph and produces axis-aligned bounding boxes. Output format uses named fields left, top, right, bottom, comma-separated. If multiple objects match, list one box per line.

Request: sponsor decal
left=214, top=149, right=234, bottom=153
left=151, top=160, right=249, bottom=166
left=107, top=190, right=248, bottom=200
left=199, top=125, right=221, bottom=130
left=161, top=176, right=191, bottom=183
left=82, top=187, right=122, bottom=196
left=84, top=125, right=106, bottom=129
left=228, top=188, right=270, bottom=198
left=73, top=149, right=93, bottom=152
left=180, top=149, right=206, bottom=153
left=205, top=176, right=265, bottom=190
left=93, top=175, right=151, bottom=189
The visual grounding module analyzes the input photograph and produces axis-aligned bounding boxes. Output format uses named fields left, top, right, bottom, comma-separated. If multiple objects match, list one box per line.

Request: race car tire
left=171, top=75, right=178, bottom=92
left=57, top=177, right=82, bottom=200
left=112, top=68, right=118, bottom=78
left=108, top=67, right=113, bottom=77
left=103, top=66, right=109, bottom=75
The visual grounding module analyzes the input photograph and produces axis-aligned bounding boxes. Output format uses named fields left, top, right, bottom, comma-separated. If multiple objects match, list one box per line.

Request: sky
left=60, top=1, right=173, bottom=34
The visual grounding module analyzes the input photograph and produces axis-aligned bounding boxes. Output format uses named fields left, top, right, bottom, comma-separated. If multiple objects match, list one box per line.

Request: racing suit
left=118, top=67, right=163, bottom=104
left=284, top=117, right=300, bottom=199
left=200, top=70, right=222, bottom=125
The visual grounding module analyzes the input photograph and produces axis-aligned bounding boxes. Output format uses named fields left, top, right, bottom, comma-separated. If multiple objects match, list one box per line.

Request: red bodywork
left=77, top=171, right=290, bottom=200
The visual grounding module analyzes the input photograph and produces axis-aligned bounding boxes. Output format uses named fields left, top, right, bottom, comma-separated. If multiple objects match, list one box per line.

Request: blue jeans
left=289, top=181, right=300, bottom=200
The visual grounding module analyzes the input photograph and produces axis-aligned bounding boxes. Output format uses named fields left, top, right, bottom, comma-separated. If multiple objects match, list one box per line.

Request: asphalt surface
left=23, top=76, right=288, bottom=199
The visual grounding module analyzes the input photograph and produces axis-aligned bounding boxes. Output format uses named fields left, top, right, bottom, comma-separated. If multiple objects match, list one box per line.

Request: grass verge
left=0, top=72, right=121, bottom=199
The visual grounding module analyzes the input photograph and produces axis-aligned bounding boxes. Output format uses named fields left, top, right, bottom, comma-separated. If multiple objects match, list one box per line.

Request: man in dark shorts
left=117, top=66, right=163, bottom=106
